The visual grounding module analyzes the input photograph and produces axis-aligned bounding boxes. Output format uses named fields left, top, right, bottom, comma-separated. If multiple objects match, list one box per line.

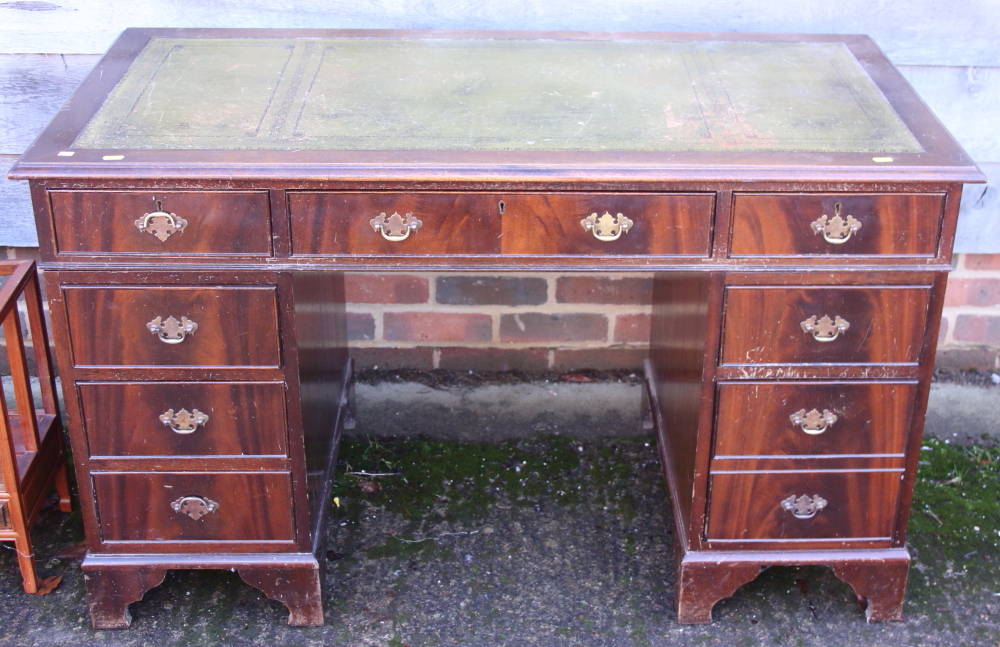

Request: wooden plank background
left=1, top=1, right=998, bottom=251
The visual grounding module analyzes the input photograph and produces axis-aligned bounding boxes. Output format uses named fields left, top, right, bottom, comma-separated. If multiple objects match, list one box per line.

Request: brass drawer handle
left=800, top=315, right=849, bottom=342
left=581, top=212, right=633, bottom=241
left=811, top=202, right=861, bottom=244
left=789, top=408, right=837, bottom=435
left=147, top=315, right=198, bottom=344
left=370, top=212, right=422, bottom=241
left=171, top=496, right=218, bottom=521
left=781, top=494, right=827, bottom=519
left=160, top=408, right=209, bottom=435
left=135, top=200, right=188, bottom=242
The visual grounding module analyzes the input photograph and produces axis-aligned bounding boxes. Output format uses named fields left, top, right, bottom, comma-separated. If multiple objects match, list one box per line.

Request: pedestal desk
left=8, top=29, right=983, bottom=628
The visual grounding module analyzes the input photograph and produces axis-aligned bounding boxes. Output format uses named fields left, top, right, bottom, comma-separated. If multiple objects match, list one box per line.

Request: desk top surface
left=9, top=29, right=982, bottom=183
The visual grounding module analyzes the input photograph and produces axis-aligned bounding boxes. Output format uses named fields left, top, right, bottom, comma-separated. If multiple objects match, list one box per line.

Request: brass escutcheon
left=789, top=408, right=837, bottom=435
left=581, top=212, right=633, bottom=241
left=370, top=212, right=422, bottom=241
left=781, top=494, right=827, bottom=519
left=147, top=315, right=198, bottom=344
left=160, top=408, right=209, bottom=435
left=135, top=200, right=187, bottom=242
left=171, top=496, right=218, bottom=521
left=811, top=202, right=861, bottom=244
left=800, top=314, right=850, bottom=342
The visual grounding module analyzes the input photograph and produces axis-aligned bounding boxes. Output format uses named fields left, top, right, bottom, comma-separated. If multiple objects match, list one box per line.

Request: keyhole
left=155, top=200, right=163, bottom=212
left=498, top=200, right=505, bottom=215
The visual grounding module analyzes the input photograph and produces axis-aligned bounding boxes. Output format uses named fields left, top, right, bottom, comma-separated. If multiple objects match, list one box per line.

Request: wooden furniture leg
left=832, top=557, right=910, bottom=622
left=239, top=567, right=324, bottom=626
left=676, top=556, right=762, bottom=624
left=83, top=568, right=167, bottom=629
left=55, top=462, right=72, bottom=513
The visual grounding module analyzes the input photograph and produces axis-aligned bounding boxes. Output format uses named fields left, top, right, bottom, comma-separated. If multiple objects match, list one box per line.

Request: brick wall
left=939, top=254, right=1000, bottom=370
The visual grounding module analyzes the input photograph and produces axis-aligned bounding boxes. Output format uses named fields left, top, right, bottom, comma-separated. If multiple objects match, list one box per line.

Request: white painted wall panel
left=1, top=0, right=997, bottom=66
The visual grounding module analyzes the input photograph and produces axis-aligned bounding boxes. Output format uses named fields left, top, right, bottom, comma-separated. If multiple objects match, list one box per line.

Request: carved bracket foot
left=832, top=559, right=909, bottom=622
left=239, top=567, right=324, bottom=626
left=676, top=559, right=762, bottom=624
left=83, top=568, right=166, bottom=629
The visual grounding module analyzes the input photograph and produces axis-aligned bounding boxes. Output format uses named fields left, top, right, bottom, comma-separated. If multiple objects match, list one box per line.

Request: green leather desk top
left=73, top=37, right=922, bottom=154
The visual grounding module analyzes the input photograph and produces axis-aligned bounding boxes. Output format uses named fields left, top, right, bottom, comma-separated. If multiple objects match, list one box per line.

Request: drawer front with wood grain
left=706, top=470, right=901, bottom=542
left=80, top=382, right=288, bottom=458
left=93, top=471, right=295, bottom=544
left=714, top=382, right=916, bottom=459
left=720, top=286, right=931, bottom=366
left=289, top=192, right=501, bottom=256
left=63, top=286, right=281, bottom=368
left=729, top=193, right=945, bottom=257
left=500, top=193, right=714, bottom=256
left=49, top=190, right=272, bottom=256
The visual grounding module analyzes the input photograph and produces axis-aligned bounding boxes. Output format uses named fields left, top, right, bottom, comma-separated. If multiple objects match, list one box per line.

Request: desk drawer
left=730, top=193, right=944, bottom=257
left=706, top=471, right=900, bottom=542
left=63, top=286, right=281, bottom=368
left=714, top=382, right=915, bottom=459
left=500, top=193, right=713, bottom=256
left=720, top=286, right=930, bottom=366
left=289, top=192, right=500, bottom=255
left=93, top=471, right=295, bottom=544
left=49, top=190, right=272, bottom=256
left=80, top=382, right=288, bottom=458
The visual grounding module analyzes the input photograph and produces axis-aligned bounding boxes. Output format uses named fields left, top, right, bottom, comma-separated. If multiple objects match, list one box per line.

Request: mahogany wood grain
left=49, top=190, right=272, bottom=257
left=92, top=471, right=295, bottom=544
left=676, top=559, right=762, bottom=624
left=500, top=193, right=714, bottom=256
left=730, top=193, right=945, bottom=257
left=706, top=470, right=901, bottom=543
left=713, top=381, right=916, bottom=459
left=63, top=286, right=281, bottom=368
left=78, top=382, right=288, bottom=458
left=832, top=558, right=909, bottom=622
left=288, top=192, right=500, bottom=256
left=83, top=567, right=166, bottom=629
left=720, top=286, right=931, bottom=366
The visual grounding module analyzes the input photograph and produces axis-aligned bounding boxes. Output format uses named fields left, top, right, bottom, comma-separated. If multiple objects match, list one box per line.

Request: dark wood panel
left=730, top=193, right=944, bottom=257
left=501, top=193, right=714, bottom=256
left=721, top=286, right=930, bottom=366
left=714, top=382, right=916, bottom=458
left=79, top=382, right=288, bottom=458
left=93, top=471, right=295, bottom=543
left=63, top=286, right=281, bottom=368
left=706, top=470, right=901, bottom=541
left=49, top=190, right=272, bottom=256
left=288, top=192, right=501, bottom=256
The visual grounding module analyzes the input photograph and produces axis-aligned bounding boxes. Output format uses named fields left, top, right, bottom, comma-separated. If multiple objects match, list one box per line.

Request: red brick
left=499, top=313, right=606, bottom=343
left=346, top=312, right=375, bottom=341
left=944, top=278, right=1000, bottom=307
left=555, top=276, right=652, bottom=305
left=934, top=346, right=1000, bottom=371
left=350, top=348, right=434, bottom=370
left=436, top=276, right=547, bottom=306
left=937, top=317, right=948, bottom=345
left=953, top=315, right=1000, bottom=344
left=438, top=347, right=550, bottom=371
left=614, top=313, right=651, bottom=343
left=553, top=348, right=648, bottom=371
left=345, top=273, right=429, bottom=304
left=384, top=312, right=492, bottom=342
left=964, top=254, right=1000, bottom=271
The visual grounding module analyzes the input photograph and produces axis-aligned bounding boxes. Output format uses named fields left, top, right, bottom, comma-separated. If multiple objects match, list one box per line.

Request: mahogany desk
left=8, top=29, right=983, bottom=628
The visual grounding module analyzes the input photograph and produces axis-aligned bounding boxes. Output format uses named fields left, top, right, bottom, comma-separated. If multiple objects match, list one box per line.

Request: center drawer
left=720, top=285, right=931, bottom=366
left=79, top=382, right=288, bottom=458
left=63, top=286, right=281, bottom=368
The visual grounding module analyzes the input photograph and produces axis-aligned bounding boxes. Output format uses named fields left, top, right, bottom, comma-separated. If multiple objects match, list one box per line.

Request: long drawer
left=720, top=285, right=931, bottom=366
left=93, top=471, right=295, bottom=544
left=706, top=470, right=901, bottom=542
left=714, top=381, right=916, bottom=459
left=63, top=286, right=281, bottom=368
left=79, top=382, right=288, bottom=458
left=729, top=193, right=945, bottom=257
left=49, top=190, right=272, bottom=257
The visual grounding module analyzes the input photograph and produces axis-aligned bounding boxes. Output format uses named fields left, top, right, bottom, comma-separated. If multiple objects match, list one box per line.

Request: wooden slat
left=0, top=0, right=998, bottom=66
left=3, top=311, right=38, bottom=453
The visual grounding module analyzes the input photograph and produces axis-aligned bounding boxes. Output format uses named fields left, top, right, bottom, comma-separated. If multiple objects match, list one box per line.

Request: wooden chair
left=0, top=260, right=71, bottom=593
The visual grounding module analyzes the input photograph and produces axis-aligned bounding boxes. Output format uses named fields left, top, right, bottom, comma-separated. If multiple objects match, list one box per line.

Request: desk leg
left=676, top=557, right=762, bottom=624
left=83, top=567, right=166, bottom=629
left=239, top=567, right=324, bottom=626
left=832, top=557, right=909, bottom=622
